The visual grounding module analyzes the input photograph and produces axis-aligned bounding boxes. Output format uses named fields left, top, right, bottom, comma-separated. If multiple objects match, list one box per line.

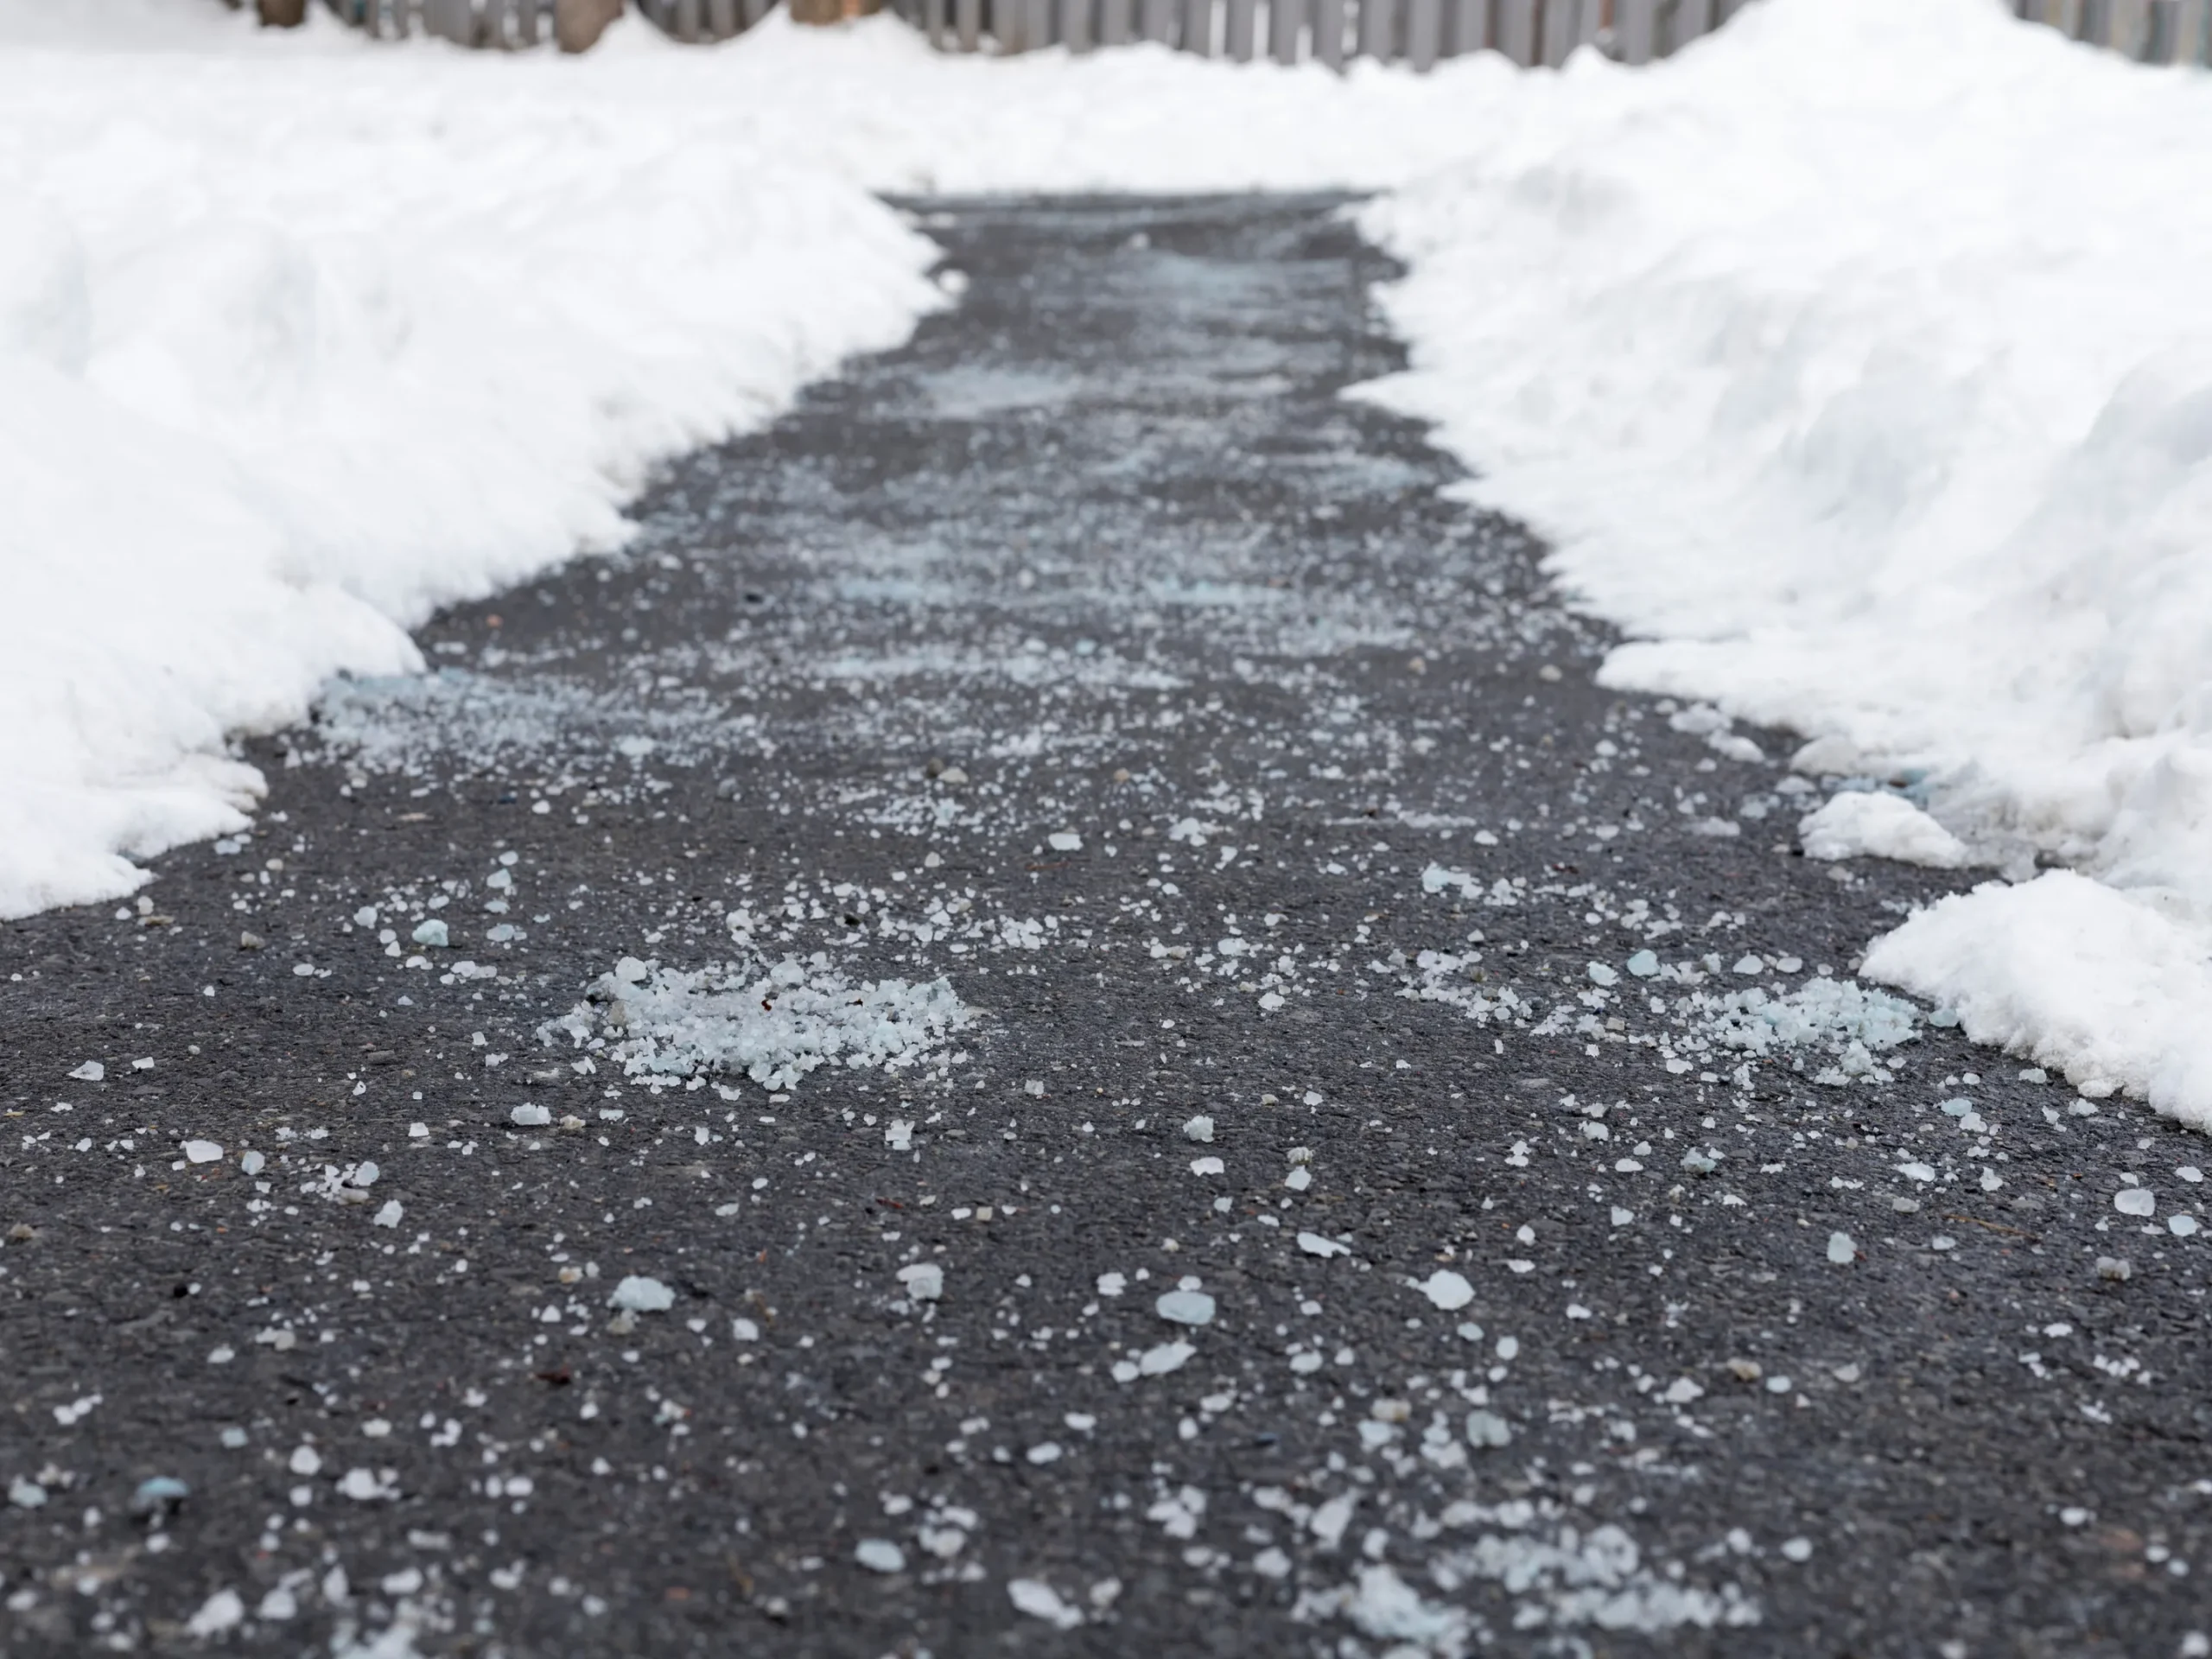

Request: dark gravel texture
left=3, top=194, right=2207, bottom=1659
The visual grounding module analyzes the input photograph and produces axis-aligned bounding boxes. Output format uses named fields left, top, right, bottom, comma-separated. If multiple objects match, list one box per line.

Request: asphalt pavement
left=3, top=194, right=2207, bottom=1659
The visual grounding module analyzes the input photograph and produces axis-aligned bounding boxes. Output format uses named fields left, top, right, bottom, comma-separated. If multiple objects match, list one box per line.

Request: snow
left=1359, top=0, right=2212, bottom=1128
left=6, top=0, right=2209, bottom=1122
left=1798, top=792, right=1969, bottom=870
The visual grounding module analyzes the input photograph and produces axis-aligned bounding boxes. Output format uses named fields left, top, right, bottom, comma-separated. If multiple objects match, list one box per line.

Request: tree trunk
left=556, top=0, right=627, bottom=49
left=257, top=0, right=309, bottom=24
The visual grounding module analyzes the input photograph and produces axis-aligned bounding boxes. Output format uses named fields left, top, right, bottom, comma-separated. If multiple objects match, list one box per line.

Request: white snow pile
left=1359, top=0, right=2212, bottom=1125
left=0, top=1, right=1481, bottom=921
left=1690, top=978, right=1921, bottom=1087
left=1797, top=791, right=1968, bottom=869
left=538, top=952, right=972, bottom=1090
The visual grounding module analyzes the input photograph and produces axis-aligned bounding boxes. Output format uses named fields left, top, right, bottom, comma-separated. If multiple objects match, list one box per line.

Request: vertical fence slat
left=2183, top=0, right=2212, bottom=61
left=1405, top=0, right=1440, bottom=66
left=1180, top=0, right=1214, bottom=51
left=957, top=0, right=981, bottom=48
left=1061, top=0, right=1093, bottom=48
left=1100, top=0, right=1132, bottom=41
left=709, top=0, right=737, bottom=35
left=1313, top=0, right=1347, bottom=63
left=1141, top=0, right=1176, bottom=40
left=1356, top=0, right=1395, bottom=59
left=1270, top=0, right=1303, bottom=58
left=1443, top=0, right=1485, bottom=54
left=1617, top=0, right=1654, bottom=60
left=1496, top=0, right=1534, bottom=60
left=1224, top=0, right=1256, bottom=57
left=1538, top=0, right=1571, bottom=61
left=1670, top=0, right=1712, bottom=51
left=923, top=0, right=947, bottom=43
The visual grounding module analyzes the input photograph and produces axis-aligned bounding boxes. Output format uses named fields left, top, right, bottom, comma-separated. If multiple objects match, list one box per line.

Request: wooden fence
left=2018, top=0, right=2212, bottom=62
left=896, top=0, right=1738, bottom=67
left=318, top=0, right=2212, bottom=66
left=325, top=0, right=760, bottom=43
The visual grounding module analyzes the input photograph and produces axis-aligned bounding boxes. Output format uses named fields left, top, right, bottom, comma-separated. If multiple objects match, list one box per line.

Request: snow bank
left=1357, top=0, right=2212, bottom=1122
left=0, top=3, right=1479, bottom=918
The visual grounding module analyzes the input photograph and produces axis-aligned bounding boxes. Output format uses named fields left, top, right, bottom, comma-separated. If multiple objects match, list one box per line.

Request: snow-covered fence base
left=899, top=0, right=1752, bottom=69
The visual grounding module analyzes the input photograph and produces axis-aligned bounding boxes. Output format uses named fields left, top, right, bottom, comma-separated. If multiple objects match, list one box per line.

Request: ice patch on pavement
left=1799, top=791, right=1969, bottom=868
left=539, top=952, right=972, bottom=1091
left=1689, top=977, right=1921, bottom=1087
left=1300, top=1512, right=1757, bottom=1653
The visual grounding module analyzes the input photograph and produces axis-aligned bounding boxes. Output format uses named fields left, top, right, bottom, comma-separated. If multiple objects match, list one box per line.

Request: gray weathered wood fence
left=325, top=0, right=759, bottom=44
left=2017, top=0, right=2212, bottom=63
left=319, top=0, right=2212, bottom=67
left=893, top=0, right=1739, bottom=67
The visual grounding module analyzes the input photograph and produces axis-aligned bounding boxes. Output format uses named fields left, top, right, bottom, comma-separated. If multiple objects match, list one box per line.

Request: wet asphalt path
left=3, top=195, right=2209, bottom=1659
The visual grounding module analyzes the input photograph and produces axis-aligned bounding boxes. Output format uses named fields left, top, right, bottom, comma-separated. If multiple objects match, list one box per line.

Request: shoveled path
left=3, top=195, right=2206, bottom=1659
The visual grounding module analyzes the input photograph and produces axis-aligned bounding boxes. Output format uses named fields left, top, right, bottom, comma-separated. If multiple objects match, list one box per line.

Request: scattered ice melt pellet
left=1776, top=957, right=1805, bottom=974
left=1007, top=1579, right=1084, bottom=1630
left=1309, top=1494, right=1357, bottom=1548
left=1732, top=956, right=1764, bottom=976
left=186, top=1590, right=245, bottom=1639
left=1155, top=1290, right=1216, bottom=1327
left=885, top=1119, right=913, bottom=1152
left=1610, top=1206, right=1633, bottom=1227
left=1138, top=1340, right=1194, bottom=1376
left=68, top=1061, right=103, bottom=1082
left=1625, top=950, right=1661, bottom=978
left=1182, top=1116, right=1215, bottom=1143
left=1781, top=1537, right=1814, bottom=1563
left=2171, top=1215, right=2201, bottom=1237
left=1026, top=1442, right=1063, bottom=1465
left=511, top=1105, right=550, bottom=1127
left=1827, top=1231, right=1858, bottom=1264
left=1416, top=1270, right=1474, bottom=1312
left=1464, top=1409, right=1512, bottom=1449
left=1024, top=1079, right=1046, bottom=1097
left=898, top=1263, right=944, bottom=1303
left=2115, top=1189, right=2155, bottom=1217
left=2096, top=1255, right=2133, bottom=1281
left=129, top=1477, right=189, bottom=1517
left=1190, top=1156, right=1224, bottom=1176
left=9, top=1478, right=47, bottom=1509
left=1298, top=1232, right=1350, bottom=1259
left=337, top=1468, right=388, bottom=1502
left=410, top=919, right=449, bottom=949
left=1046, top=833, right=1082, bottom=853
left=608, top=1276, right=675, bottom=1313
left=372, top=1200, right=404, bottom=1229
left=1096, top=1272, right=1126, bottom=1297
left=1285, top=1166, right=1313, bottom=1192
left=353, top=906, right=378, bottom=927
left=1662, top=1377, right=1703, bottom=1406
left=240, top=1150, right=264, bottom=1176
left=730, top=1319, right=760, bottom=1342
left=1586, top=963, right=1619, bottom=988
left=2180, top=1166, right=2204, bottom=1184
left=1897, top=1161, right=1936, bottom=1183
left=182, top=1141, right=223, bottom=1165
left=855, top=1540, right=906, bottom=1574
left=289, top=1446, right=321, bottom=1477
